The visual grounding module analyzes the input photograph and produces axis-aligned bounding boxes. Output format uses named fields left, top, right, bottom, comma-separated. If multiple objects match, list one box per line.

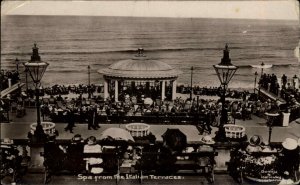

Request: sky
left=1, top=0, right=299, bottom=20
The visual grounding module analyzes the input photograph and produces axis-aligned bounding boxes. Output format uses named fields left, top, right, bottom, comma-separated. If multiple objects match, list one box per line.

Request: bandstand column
left=172, top=80, right=177, bottom=100
left=104, top=79, right=109, bottom=100
left=161, top=80, right=165, bottom=101
left=115, top=80, right=118, bottom=102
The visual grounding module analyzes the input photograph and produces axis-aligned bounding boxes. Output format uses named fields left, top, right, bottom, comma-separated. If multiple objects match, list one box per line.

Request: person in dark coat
left=65, top=134, right=85, bottom=173
left=64, top=109, right=75, bottom=133
left=87, top=107, right=98, bottom=130
left=279, top=138, right=300, bottom=177
left=43, top=137, right=66, bottom=183
left=282, top=74, right=287, bottom=89
left=93, top=106, right=100, bottom=129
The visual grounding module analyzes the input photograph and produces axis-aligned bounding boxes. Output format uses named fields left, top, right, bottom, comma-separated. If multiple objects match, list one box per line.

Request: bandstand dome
left=98, top=51, right=181, bottom=79
left=98, top=48, right=182, bottom=101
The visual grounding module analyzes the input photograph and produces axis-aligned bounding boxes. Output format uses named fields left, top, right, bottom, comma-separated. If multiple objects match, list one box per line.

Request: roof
left=98, top=50, right=181, bottom=79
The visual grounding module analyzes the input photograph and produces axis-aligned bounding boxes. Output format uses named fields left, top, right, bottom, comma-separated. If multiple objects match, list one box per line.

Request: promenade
left=2, top=107, right=300, bottom=145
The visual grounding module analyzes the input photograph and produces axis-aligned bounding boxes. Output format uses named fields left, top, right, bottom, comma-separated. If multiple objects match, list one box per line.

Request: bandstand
left=98, top=48, right=182, bottom=102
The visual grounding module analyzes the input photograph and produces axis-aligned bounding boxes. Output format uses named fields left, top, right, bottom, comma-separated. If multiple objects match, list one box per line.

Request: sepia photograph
left=1, top=0, right=300, bottom=184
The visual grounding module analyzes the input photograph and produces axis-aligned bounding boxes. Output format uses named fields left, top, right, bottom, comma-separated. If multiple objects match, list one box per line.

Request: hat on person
left=72, top=134, right=83, bottom=142
left=282, top=138, right=298, bottom=150
left=201, top=135, right=215, bottom=145
left=1, top=138, right=14, bottom=148
left=249, top=135, right=261, bottom=146
left=1, top=138, right=14, bottom=145
left=284, top=171, right=289, bottom=176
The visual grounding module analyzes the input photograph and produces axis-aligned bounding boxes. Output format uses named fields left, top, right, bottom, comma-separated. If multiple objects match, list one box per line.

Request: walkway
left=1, top=108, right=300, bottom=144
left=257, top=87, right=286, bottom=104
left=0, top=82, right=25, bottom=98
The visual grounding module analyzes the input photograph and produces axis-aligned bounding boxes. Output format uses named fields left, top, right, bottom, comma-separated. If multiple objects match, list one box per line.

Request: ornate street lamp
left=213, top=44, right=238, bottom=142
left=254, top=71, right=258, bottom=94
left=23, top=43, right=49, bottom=143
left=190, top=66, right=194, bottom=100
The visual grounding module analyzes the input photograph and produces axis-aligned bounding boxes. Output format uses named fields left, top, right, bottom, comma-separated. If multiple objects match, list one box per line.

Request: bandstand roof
left=98, top=49, right=182, bottom=80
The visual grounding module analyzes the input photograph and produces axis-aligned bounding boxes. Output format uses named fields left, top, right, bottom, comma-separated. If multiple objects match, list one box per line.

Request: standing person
left=64, top=108, right=75, bottom=133
left=93, top=106, right=100, bottom=129
left=87, top=106, right=97, bottom=130
left=43, top=137, right=66, bottom=183
left=65, top=134, right=85, bottom=173
left=282, top=74, right=287, bottom=89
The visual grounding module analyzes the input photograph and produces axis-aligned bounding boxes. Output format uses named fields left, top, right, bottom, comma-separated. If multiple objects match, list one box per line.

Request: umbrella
left=99, top=128, right=134, bottom=142
left=251, top=62, right=273, bottom=69
left=144, top=98, right=153, bottom=105
left=162, top=129, right=187, bottom=152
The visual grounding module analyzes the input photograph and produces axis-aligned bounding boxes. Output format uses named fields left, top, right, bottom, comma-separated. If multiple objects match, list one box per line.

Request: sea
left=1, top=15, right=300, bottom=90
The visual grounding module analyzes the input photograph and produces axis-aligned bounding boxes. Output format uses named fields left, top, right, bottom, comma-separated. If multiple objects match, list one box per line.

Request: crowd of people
left=228, top=135, right=300, bottom=184
left=1, top=138, right=30, bottom=184
left=259, top=73, right=280, bottom=95
left=37, top=89, right=283, bottom=133
left=43, top=84, right=101, bottom=96
left=177, top=85, right=250, bottom=100
left=259, top=73, right=300, bottom=104
left=0, top=70, right=20, bottom=90
left=258, top=73, right=300, bottom=122
left=2, top=133, right=299, bottom=184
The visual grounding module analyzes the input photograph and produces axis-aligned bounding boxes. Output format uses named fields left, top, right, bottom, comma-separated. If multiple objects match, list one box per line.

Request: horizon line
left=2, top=14, right=299, bottom=22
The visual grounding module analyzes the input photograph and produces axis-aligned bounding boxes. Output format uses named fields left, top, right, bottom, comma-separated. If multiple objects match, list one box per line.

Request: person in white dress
left=83, top=136, right=103, bottom=174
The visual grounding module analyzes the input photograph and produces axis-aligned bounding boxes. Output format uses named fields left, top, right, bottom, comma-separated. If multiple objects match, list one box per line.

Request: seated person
left=278, top=171, right=298, bottom=185
left=83, top=136, right=103, bottom=174
left=1, top=138, right=21, bottom=174
left=197, top=136, right=215, bottom=172
left=246, top=135, right=262, bottom=154
left=198, top=136, right=215, bottom=152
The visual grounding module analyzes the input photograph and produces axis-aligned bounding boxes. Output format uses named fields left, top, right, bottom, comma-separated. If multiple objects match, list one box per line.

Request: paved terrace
left=1, top=108, right=300, bottom=144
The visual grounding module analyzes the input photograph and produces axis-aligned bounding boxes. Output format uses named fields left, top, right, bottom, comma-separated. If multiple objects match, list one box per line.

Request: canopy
left=98, top=49, right=181, bottom=79
left=99, top=128, right=135, bottom=142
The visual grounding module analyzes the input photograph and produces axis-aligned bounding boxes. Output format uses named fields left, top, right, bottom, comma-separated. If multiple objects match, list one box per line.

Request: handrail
left=0, top=82, right=25, bottom=98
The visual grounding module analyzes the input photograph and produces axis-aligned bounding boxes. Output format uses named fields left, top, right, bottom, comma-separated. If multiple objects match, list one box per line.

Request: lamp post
left=25, top=68, right=29, bottom=94
left=15, top=58, right=21, bottom=92
left=15, top=58, right=20, bottom=73
left=88, top=65, right=91, bottom=99
left=190, top=66, right=194, bottom=100
left=265, top=112, right=279, bottom=145
left=254, top=71, right=258, bottom=94
left=260, top=62, right=265, bottom=77
left=213, top=44, right=238, bottom=142
left=23, top=43, right=49, bottom=143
